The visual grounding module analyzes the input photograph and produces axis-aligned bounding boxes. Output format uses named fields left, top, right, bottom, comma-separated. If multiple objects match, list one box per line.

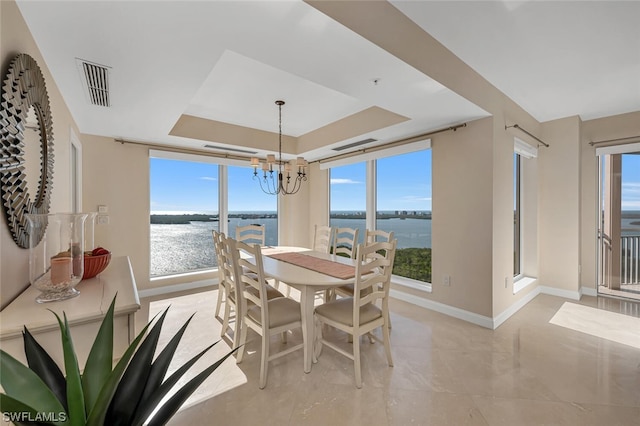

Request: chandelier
left=251, top=100, right=308, bottom=195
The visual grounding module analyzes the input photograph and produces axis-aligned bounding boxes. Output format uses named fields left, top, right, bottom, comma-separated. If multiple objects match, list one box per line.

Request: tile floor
left=153, top=290, right=640, bottom=425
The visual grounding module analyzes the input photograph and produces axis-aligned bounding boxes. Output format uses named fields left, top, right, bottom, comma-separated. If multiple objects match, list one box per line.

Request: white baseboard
left=391, top=283, right=595, bottom=330
left=539, top=286, right=581, bottom=300
left=390, top=289, right=494, bottom=329
left=493, top=286, right=541, bottom=329
left=142, top=279, right=595, bottom=330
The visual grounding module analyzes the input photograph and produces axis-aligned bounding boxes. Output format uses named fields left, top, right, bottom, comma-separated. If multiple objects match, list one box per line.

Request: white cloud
left=623, top=182, right=640, bottom=191
left=200, top=176, right=217, bottom=181
left=622, top=200, right=640, bottom=209
left=330, top=178, right=361, bottom=184
left=401, top=195, right=432, bottom=202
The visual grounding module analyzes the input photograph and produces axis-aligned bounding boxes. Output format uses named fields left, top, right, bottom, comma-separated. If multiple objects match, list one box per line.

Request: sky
left=150, top=150, right=432, bottom=214
left=330, top=150, right=432, bottom=211
left=149, top=150, right=639, bottom=214
left=622, top=154, right=640, bottom=211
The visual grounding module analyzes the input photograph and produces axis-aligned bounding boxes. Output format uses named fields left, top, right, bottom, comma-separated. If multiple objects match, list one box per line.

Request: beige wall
left=538, top=116, right=582, bottom=292
left=79, top=134, right=160, bottom=291
left=306, top=163, right=330, bottom=245
left=1, top=0, right=79, bottom=308
left=491, top=114, right=517, bottom=315
left=278, top=165, right=313, bottom=248
left=429, top=117, right=495, bottom=316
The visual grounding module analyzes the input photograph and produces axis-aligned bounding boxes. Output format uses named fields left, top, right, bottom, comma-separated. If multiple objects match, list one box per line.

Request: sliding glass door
left=597, top=150, right=640, bottom=299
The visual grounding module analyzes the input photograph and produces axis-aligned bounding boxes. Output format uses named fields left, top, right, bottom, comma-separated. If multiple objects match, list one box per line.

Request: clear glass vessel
left=26, top=213, right=88, bottom=303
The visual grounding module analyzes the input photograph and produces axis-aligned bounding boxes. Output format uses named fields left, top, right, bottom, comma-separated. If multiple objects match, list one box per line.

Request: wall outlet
left=97, top=214, right=109, bottom=225
left=505, top=276, right=509, bottom=288
left=443, top=275, right=451, bottom=286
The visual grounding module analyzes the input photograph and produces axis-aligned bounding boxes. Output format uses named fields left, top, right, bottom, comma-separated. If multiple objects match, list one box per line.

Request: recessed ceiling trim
left=203, top=144, right=257, bottom=154
left=332, top=137, right=377, bottom=151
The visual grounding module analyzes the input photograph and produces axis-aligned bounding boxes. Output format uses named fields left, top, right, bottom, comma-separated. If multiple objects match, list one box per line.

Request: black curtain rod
left=505, top=124, right=550, bottom=148
left=116, top=122, right=468, bottom=165
left=589, top=135, right=640, bottom=146
left=318, top=123, right=467, bottom=165
left=114, top=138, right=250, bottom=161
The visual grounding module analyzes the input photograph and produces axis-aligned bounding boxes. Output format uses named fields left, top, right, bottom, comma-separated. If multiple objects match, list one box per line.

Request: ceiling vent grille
left=203, top=144, right=258, bottom=154
left=77, top=59, right=110, bottom=107
left=332, top=137, right=377, bottom=151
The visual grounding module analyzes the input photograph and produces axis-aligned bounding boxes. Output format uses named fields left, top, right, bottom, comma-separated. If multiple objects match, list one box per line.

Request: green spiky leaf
left=131, top=340, right=216, bottom=426
left=0, top=350, right=66, bottom=422
left=84, top=316, right=155, bottom=426
left=105, top=308, right=169, bottom=425
left=0, top=393, right=65, bottom=426
left=22, top=326, right=67, bottom=410
left=81, top=295, right=116, bottom=412
left=51, top=312, right=85, bottom=426
left=136, top=314, right=195, bottom=411
left=146, top=347, right=239, bottom=426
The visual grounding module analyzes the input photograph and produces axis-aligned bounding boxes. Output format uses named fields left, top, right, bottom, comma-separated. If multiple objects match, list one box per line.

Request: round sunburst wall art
left=1, top=53, right=55, bottom=248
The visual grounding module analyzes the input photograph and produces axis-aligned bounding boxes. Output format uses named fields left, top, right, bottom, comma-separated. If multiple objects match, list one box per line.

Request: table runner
left=266, top=252, right=356, bottom=280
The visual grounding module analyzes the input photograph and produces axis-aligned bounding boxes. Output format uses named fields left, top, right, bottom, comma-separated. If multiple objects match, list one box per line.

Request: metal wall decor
left=1, top=53, right=55, bottom=248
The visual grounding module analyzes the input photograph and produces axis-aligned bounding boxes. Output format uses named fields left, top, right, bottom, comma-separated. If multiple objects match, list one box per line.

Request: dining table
left=260, top=246, right=358, bottom=373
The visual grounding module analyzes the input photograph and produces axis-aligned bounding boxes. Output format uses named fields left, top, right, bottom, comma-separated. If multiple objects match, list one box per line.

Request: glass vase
left=26, top=213, right=88, bottom=303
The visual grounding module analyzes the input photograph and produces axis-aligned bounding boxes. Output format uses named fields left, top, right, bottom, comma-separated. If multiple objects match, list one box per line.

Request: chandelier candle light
left=251, top=100, right=308, bottom=195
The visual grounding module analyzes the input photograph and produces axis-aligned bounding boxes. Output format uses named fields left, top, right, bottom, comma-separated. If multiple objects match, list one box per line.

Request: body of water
left=151, top=211, right=639, bottom=277
left=150, top=212, right=431, bottom=277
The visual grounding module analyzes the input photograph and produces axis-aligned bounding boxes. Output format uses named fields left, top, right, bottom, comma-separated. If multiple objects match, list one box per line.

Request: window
left=512, top=137, right=537, bottom=285
left=228, top=165, right=278, bottom=246
left=514, top=153, right=521, bottom=277
left=325, top=140, right=432, bottom=285
left=70, top=130, right=82, bottom=213
left=330, top=162, right=366, bottom=245
left=620, top=153, right=640, bottom=286
left=377, top=150, right=432, bottom=282
left=149, top=156, right=219, bottom=277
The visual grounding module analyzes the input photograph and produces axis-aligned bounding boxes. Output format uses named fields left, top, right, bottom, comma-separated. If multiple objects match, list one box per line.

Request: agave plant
left=0, top=295, right=237, bottom=426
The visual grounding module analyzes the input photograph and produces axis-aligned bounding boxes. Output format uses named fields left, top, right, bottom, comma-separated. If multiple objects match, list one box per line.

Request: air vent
left=77, top=59, right=110, bottom=107
left=332, top=138, right=377, bottom=151
left=203, top=144, right=257, bottom=154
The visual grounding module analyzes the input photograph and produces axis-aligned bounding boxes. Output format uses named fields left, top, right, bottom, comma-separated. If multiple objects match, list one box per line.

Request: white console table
left=0, top=256, right=140, bottom=369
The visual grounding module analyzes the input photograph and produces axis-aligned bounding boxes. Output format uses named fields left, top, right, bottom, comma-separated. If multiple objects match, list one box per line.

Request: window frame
left=149, top=150, right=254, bottom=278
left=326, top=140, right=432, bottom=288
left=70, top=129, right=82, bottom=213
left=514, top=152, right=522, bottom=278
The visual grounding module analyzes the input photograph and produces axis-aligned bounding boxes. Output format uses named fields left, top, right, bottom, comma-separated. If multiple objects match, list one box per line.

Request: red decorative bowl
left=83, top=253, right=111, bottom=279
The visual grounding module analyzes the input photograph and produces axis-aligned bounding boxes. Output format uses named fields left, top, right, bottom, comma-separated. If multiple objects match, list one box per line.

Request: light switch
left=97, top=215, right=109, bottom=225
left=98, top=205, right=108, bottom=214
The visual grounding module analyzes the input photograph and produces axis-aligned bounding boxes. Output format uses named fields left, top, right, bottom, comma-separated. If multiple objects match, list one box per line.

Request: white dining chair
left=365, top=229, right=395, bottom=245
left=332, top=227, right=359, bottom=259
left=312, top=225, right=334, bottom=254
left=235, top=224, right=265, bottom=245
left=214, top=231, right=241, bottom=346
left=326, top=227, right=359, bottom=301
left=213, top=230, right=227, bottom=320
left=216, top=232, right=283, bottom=347
left=333, top=229, right=394, bottom=299
left=335, top=230, right=397, bottom=334
left=314, top=239, right=397, bottom=388
left=232, top=239, right=304, bottom=389
left=236, top=223, right=292, bottom=296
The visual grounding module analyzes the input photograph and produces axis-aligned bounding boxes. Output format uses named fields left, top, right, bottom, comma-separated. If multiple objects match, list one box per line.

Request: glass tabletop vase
left=26, top=213, right=88, bottom=303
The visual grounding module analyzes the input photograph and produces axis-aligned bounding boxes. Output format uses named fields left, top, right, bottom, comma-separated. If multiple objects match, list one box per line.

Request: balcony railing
left=622, top=235, right=640, bottom=285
